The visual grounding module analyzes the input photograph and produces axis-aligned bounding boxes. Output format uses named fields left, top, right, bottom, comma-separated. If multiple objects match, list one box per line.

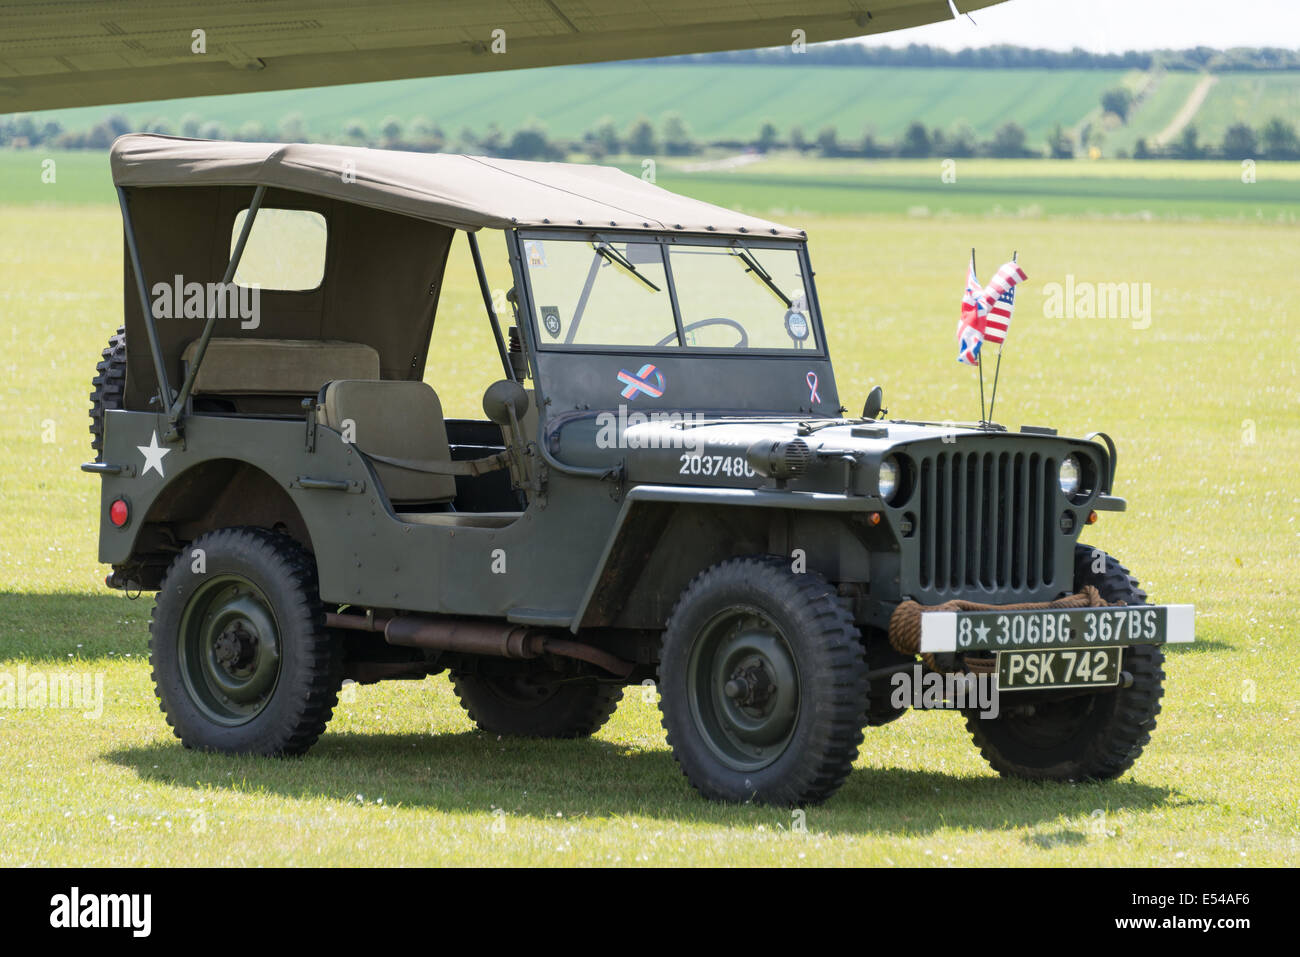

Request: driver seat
left=317, top=379, right=520, bottom=528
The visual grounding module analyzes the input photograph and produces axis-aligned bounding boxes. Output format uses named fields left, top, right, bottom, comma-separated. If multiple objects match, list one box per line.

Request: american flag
left=976, top=258, right=1026, bottom=348
left=984, top=283, right=1015, bottom=345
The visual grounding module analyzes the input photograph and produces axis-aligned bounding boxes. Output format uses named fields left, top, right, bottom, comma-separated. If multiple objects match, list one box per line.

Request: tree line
left=634, top=44, right=1300, bottom=72
left=6, top=108, right=1300, bottom=162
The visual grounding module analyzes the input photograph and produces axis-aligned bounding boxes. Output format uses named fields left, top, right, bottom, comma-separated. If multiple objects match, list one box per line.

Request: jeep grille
left=916, top=449, right=1057, bottom=596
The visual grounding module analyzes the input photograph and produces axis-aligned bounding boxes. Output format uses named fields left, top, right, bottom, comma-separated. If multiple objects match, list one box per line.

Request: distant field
left=1104, top=73, right=1204, bottom=155
left=3, top=151, right=1297, bottom=222
left=7, top=63, right=1300, bottom=163
left=1193, top=73, right=1300, bottom=140
left=1104, top=72, right=1300, bottom=156
left=8, top=64, right=1132, bottom=146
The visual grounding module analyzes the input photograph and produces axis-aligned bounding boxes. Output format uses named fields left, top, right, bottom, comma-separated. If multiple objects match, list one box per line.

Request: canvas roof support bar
left=166, top=184, right=267, bottom=439
left=467, top=231, right=513, bottom=382
left=117, top=185, right=174, bottom=417
left=116, top=183, right=267, bottom=442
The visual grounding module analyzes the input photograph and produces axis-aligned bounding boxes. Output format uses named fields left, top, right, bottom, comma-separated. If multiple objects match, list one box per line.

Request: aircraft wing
left=0, top=0, right=1012, bottom=112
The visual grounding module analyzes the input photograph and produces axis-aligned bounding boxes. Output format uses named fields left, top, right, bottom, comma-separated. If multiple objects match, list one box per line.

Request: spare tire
left=89, top=326, right=127, bottom=461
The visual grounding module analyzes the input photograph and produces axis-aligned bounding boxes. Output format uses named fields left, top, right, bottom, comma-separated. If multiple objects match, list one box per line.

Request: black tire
left=964, top=544, right=1164, bottom=781
left=90, top=326, right=126, bottom=461
left=451, top=671, right=623, bottom=738
left=658, top=557, right=868, bottom=805
left=149, top=527, right=342, bottom=756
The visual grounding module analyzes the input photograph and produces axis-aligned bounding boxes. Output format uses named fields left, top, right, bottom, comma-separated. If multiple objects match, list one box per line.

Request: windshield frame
left=510, top=228, right=828, bottom=359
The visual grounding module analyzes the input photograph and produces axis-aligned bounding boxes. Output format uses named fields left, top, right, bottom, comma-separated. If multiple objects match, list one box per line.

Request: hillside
left=0, top=64, right=1158, bottom=149
left=6, top=61, right=1300, bottom=159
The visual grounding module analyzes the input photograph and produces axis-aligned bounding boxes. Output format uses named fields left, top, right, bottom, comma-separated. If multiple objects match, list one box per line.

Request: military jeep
left=87, top=135, right=1193, bottom=805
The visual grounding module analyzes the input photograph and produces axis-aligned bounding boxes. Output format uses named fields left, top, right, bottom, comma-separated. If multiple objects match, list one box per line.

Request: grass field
left=1, top=160, right=1298, bottom=865
left=3, top=151, right=1298, bottom=222
left=649, top=156, right=1300, bottom=221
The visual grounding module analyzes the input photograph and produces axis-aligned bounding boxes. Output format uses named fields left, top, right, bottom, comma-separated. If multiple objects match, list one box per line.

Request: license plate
left=919, top=604, right=1194, bottom=654
left=998, top=647, right=1123, bottom=691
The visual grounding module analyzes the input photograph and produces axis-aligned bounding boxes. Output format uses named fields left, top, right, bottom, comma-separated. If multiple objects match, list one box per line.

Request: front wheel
left=964, top=544, right=1165, bottom=781
left=149, top=527, right=342, bottom=755
left=658, top=557, right=868, bottom=805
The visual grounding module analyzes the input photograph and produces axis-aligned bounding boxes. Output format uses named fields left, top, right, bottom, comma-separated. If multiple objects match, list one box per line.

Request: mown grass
left=649, top=156, right=1300, bottom=221
left=5, top=151, right=1297, bottom=222
left=0, top=180, right=1297, bottom=864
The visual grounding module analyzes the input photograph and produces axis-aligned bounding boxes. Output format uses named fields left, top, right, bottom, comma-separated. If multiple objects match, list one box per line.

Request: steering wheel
left=655, top=317, right=749, bottom=349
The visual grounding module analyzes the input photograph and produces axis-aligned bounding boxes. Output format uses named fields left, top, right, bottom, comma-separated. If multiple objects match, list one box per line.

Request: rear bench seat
left=181, top=338, right=380, bottom=400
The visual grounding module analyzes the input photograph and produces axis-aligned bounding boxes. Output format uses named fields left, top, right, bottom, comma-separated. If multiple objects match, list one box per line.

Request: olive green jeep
left=87, top=135, right=1193, bottom=805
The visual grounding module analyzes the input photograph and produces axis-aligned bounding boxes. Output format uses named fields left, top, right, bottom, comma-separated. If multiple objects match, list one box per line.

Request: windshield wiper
left=731, top=242, right=792, bottom=308
left=593, top=242, right=661, bottom=292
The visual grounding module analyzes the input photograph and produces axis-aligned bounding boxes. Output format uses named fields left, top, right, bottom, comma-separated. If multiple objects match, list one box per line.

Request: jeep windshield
left=520, top=234, right=820, bottom=354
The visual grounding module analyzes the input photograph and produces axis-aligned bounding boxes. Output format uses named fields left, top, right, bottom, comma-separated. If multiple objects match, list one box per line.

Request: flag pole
left=987, top=347, right=1002, bottom=424
left=987, top=250, right=1015, bottom=425
left=972, top=248, right=987, bottom=424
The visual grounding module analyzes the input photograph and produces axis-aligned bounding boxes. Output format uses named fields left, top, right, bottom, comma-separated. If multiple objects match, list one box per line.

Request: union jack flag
left=957, top=251, right=986, bottom=366
left=959, top=255, right=1026, bottom=362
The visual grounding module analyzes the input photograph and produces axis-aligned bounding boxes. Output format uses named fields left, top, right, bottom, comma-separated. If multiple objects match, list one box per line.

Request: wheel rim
left=687, top=607, right=800, bottom=772
left=177, top=575, right=282, bottom=726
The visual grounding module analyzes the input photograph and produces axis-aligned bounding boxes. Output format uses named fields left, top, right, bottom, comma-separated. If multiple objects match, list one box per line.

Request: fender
left=570, top=483, right=877, bottom=632
left=91, top=407, right=370, bottom=569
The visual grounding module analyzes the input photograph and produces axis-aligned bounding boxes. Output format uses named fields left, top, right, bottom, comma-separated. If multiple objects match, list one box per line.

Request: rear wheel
left=964, top=544, right=1165, bottom=781
left=150, top=527, right=342, bottom=755
left=451, top=670, right=622, bottom=738
left=658, top=557, right=868, bottom=805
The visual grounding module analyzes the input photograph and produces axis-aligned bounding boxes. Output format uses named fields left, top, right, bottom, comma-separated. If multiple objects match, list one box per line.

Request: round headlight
left=878, top=457, right=899, bottom=502
left=1059, top=455, right=1081, bottom=497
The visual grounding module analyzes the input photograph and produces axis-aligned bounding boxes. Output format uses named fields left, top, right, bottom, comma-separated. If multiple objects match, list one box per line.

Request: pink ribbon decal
left=806, top=371, right=821, bottom=404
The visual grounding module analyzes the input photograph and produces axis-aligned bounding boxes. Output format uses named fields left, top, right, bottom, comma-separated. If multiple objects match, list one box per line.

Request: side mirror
left=482, top=379, right=529, bottom=428
left=862, top=385, right=885, bottom=420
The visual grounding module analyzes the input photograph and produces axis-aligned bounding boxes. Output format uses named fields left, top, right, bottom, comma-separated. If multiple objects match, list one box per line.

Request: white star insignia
left=137, top=430, right=170, bottom=478
left=974, top=621, right=990, bottom=646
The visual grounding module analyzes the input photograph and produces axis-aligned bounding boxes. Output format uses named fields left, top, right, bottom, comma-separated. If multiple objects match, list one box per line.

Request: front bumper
left=918, top=603, right=1195, bottom=654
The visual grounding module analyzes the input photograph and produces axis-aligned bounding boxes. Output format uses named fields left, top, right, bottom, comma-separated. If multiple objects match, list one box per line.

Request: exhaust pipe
left=325, top=612, right=633, bottom=678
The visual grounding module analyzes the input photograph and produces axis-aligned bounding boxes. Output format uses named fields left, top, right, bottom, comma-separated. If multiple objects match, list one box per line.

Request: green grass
left=8, top=64, right=1130, bottom=145
left=0, top=150, right=114, bottom=203
left=1, top=181, right=1298, bottom=864
left=4, top=151, right=1298, bottom=223
left=651, top=156, right=1300, bottom=221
